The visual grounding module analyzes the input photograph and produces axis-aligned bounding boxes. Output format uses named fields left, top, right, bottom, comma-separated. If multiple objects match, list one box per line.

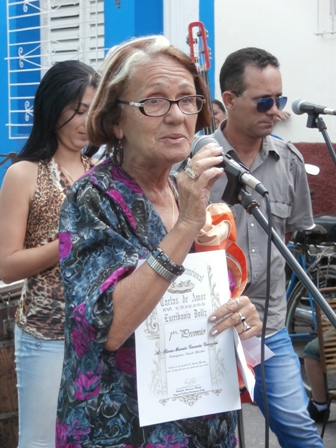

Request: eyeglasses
left=234, top=94, right=287, bottom=113
left=118, top=95, right=205, bottom=117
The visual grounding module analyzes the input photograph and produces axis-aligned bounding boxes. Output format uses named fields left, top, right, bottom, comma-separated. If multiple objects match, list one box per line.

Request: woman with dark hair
left=0, top=60, right=100, bottom=447
left=55, top=36, right=261, bottom=447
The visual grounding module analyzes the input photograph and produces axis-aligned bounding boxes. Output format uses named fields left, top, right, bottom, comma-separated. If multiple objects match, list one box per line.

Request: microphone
left=292, top=98, right=336, bottom=116
left=192, top=136, right=268, bottom=196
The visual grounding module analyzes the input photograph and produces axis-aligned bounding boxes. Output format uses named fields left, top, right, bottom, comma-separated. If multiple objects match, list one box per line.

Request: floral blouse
left=56, top=158, right=237, bottom=447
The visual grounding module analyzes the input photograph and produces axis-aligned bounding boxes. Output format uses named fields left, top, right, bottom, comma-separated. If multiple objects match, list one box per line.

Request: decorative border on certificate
left=135, top=250, right=241, bottom=426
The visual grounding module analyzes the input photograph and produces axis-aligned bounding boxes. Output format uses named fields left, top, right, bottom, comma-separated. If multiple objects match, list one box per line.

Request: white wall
left=214, top=0, right=336, bottom=143
left=164, top=0, right=199, bottom=55
left=163, top=0, right=336, bottom=143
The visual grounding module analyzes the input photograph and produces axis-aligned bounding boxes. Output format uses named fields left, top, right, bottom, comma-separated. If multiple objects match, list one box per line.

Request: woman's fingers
left=175, top=148, right=224, bottom=232
left=181, top=144, right=224, bottom=180
left=208, top=296, right=262, bottom=338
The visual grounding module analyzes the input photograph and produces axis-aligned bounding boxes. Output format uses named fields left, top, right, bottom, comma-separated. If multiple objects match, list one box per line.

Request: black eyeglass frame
left=118, top=95, right=206, bottom=117
left=233, top=93, right=288, bottom=113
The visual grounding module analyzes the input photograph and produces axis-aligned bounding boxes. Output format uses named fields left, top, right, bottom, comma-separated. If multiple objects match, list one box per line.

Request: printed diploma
left=135, top=250, right=242, bottom=426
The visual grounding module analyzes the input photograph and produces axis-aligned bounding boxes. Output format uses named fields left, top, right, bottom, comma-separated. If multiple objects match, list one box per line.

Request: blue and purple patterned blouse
left=56, top=158, right=237, bottom=447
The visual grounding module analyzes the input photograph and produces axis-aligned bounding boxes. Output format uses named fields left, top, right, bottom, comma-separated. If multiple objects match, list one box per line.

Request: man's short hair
left=219, top=47, right=280, bottom=95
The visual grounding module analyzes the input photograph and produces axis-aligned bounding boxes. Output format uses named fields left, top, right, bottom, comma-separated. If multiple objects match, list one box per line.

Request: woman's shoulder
left=66, top=159, right=116, bottom=205
left=81, top=159, right=116, bottom=189
left=0, top=160, right=39, bottom=205
left=3, top=160, right=38, bottom=186
left=8, top=159, right=38, bottom=172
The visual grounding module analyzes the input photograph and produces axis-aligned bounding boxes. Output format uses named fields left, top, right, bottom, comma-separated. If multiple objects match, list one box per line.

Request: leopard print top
left=15, top=156, right=93, bottom=340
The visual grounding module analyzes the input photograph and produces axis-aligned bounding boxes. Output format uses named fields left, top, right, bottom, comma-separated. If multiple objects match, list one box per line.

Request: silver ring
left=242, top=320, right=251, bottom=332
left=184, top=158, right=198, bottom=180
left=185, top=166, right=197, bottom=179
left=238, top=311, right=246, bottom=322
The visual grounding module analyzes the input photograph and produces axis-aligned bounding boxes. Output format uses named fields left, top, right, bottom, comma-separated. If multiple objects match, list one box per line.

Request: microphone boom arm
left=238, top=188, right=336, bottom=329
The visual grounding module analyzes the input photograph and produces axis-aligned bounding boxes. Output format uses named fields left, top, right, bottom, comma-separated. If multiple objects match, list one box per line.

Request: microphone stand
left=305, top=113, right=336, bottom=166
left=238, top=188, right=336, bottom=329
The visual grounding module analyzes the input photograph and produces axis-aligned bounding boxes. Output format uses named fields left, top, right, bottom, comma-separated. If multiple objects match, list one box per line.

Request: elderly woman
left=56, top=36, right=262, bottom=447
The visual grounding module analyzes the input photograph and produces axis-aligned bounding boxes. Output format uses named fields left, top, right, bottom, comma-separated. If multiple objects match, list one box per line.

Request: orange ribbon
left=194, top=203, right=248, bottom=298
left=194, top=203, right=253, bottom=402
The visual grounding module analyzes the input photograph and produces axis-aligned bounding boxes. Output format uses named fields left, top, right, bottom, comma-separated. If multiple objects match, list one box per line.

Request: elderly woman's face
left=114, top=55, right=198, bottom=168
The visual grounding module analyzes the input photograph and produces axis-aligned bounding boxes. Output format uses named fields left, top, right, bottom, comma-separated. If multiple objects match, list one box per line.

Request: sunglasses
left=235, top=94, right=288, bottom=113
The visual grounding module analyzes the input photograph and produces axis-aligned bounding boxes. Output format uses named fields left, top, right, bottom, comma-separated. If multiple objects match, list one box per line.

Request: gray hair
left=87, top=35, right=211, bottom=150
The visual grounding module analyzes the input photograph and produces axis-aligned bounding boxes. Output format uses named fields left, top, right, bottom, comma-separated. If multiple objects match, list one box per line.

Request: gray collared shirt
left=209, top=121, right=314, bottom=334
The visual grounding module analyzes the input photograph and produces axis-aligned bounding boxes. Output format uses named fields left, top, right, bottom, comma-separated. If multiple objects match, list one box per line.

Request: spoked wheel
left=286, top=265, right=336, bottom=394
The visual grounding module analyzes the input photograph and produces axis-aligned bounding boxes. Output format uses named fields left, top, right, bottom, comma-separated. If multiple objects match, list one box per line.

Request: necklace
left=59, top=165, right=75, bottom=184
left=54, top=157, right=85, bottom=185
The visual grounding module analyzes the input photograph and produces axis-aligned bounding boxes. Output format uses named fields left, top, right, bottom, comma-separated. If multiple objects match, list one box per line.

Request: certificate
left=135, top=250, right=241, bottom=427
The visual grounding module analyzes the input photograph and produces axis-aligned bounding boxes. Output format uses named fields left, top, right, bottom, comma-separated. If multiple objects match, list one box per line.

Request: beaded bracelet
left=146, top=253, right=178, bottom=283
left=146, top=247, right=185, bottom=283
left=151, top=247, right=185, bottom=276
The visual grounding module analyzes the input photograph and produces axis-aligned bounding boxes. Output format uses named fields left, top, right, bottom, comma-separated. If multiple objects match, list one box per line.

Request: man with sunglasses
left=207, top=47, right=323, bottom=447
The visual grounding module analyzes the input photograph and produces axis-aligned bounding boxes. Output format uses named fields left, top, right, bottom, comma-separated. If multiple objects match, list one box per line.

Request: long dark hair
left=16, top=60, right=100, bottom=162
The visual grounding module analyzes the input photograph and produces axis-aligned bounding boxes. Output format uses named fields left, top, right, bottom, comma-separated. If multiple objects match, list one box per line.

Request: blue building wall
left=0, top=2, right=24, bottom=182
left=0, top=1, right=43, bottom=182
left=200, top=0, right=215, bottom=98
left=0, top=0, right=165, bottom=185
left=104, top=0, right=163, bottom=49
left=0, top=2, right=8, bottom=153
left=0, top=0, right=215, bottom=185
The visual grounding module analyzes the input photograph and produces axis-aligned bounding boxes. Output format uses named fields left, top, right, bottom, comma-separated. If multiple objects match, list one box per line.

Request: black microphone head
left=291, top=98, right=305, bottom=115
left=191, top=135, right=219, bottom=156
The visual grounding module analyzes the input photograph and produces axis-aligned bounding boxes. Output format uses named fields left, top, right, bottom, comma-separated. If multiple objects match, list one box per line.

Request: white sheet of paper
left=135, top=250, right=242, bottom=427
left=234, top=330, right=256, bottom=401
left=241, top=336, right=275, bottom=368
left=234, top=335, right=275, bottom=402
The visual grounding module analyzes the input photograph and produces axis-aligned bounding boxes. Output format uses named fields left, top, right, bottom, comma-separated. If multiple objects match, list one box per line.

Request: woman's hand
left=176, top=144, right=224, bottom=233
left=208, top=295, right=262, bottom=340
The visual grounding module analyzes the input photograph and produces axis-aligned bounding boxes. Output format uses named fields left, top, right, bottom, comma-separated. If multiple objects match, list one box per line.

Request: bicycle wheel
left=286, top=264, right=336, bottom=393
left=286, top=265, right=336, bottom=335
